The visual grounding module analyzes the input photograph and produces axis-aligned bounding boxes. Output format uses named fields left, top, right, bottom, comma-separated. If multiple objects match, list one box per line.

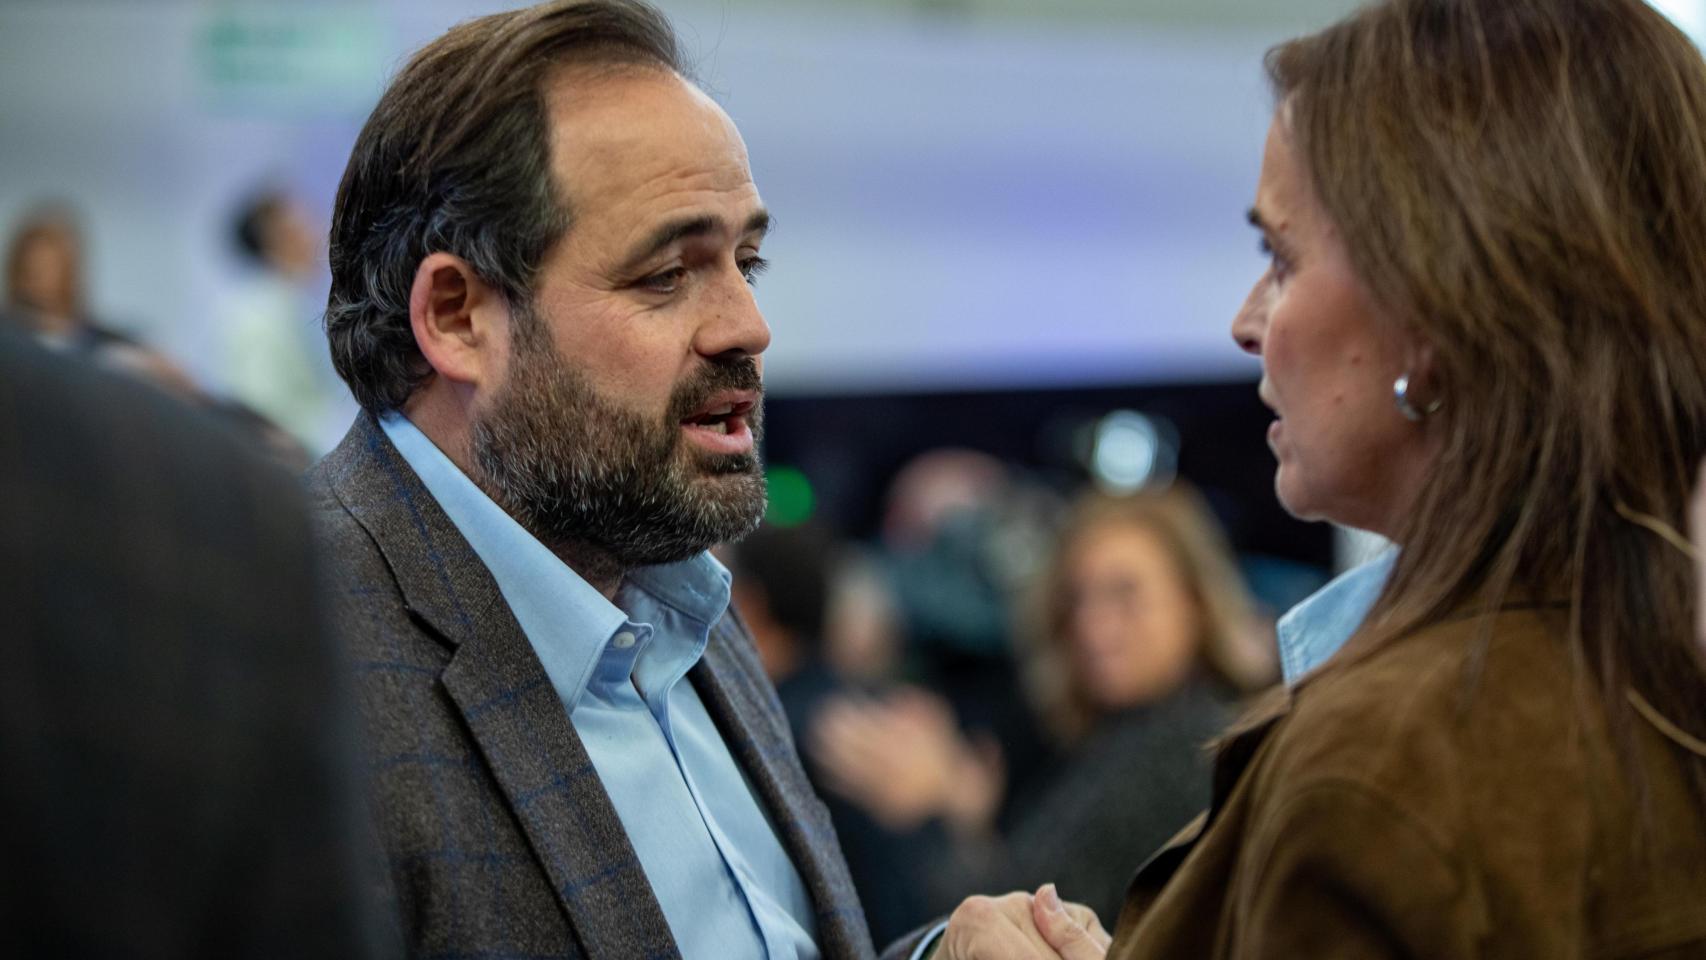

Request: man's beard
left=469, top=311, right=767, bottom=569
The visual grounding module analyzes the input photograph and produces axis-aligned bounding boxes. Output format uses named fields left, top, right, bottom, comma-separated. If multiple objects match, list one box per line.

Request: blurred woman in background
left=813, top=484, right=1273, bottom=924
left=3, top=206, right=197, bottom=396
left=5, top=210, right=80, bottom=338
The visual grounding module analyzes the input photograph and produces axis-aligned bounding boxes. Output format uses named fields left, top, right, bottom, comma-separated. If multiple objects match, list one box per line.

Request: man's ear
left=408, top=252, right=505, bottom=389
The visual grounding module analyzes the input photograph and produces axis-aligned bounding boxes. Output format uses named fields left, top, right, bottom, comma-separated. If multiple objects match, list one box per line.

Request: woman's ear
left=408, top=252, right=503, bottom=390
left=1402, top=339, right=1443, bottom=402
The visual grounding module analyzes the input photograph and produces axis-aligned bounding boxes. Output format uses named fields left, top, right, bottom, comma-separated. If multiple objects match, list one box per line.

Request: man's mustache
left=667, top=358, right=765, bottom=424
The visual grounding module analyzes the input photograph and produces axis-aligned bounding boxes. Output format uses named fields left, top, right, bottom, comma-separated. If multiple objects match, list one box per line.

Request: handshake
left=939, top=884, right=1113, bottom=960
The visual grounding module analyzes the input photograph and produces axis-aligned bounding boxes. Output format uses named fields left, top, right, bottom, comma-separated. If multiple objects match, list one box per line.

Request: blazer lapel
left=440, top=613, right=678, bottom=960
left=325, top=415, right=678, bottom=959
left=320, top=413, right=496, bottom=647
left=692, top=614, right=875, bottom=960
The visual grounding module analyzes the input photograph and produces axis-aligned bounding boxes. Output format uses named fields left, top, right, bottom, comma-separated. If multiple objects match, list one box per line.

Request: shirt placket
left=631, top=617, right=784, bottom=960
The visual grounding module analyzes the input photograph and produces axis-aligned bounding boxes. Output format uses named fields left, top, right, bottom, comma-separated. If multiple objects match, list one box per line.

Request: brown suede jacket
left=1110, top=604, right=1706, bottom=959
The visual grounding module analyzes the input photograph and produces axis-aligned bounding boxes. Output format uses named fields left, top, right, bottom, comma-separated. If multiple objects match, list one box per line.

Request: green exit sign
left=195, top=3, right=386, bottom=114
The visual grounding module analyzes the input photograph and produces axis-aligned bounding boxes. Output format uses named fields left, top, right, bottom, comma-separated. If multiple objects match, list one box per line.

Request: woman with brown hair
left=939, top=0, right=1706, bottom=957
left=811, top=485, right=1272, bottom=926
left=1024, top=488, right=1274, bottom=750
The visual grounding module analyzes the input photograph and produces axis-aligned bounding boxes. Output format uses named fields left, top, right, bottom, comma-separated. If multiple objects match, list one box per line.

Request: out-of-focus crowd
left=721, top=452, right=1281, bottom=942
left=2, top=195, right=341, bottom=469
left=4, top=192, right=1292, bottom=947
left=12, top=1, right=1706, bottom=956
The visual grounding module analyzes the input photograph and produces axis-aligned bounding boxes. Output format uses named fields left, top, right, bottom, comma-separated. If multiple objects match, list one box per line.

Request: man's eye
left=638, top=266, right=687, bottom=293
left=740, top=255, right=770, bottom=287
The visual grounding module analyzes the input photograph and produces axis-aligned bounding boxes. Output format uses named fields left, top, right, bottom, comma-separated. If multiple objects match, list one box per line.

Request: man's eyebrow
left=744, top=209, right=772, bottom=241
left=620, top=209, right=773, bottom=268
left=1246, top=207, right=1267, bottom=232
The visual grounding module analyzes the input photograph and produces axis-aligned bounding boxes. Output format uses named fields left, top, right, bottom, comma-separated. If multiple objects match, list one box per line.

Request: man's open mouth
left=681, top=396, right=757, bottom=436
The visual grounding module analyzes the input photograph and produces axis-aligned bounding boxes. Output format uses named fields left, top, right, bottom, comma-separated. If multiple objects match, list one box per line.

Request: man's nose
left=694, top=268, right=771, bottom=361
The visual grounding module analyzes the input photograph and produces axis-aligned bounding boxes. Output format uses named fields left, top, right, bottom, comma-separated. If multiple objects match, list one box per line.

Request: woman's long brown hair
left=1269, top=0, right=1706, bottom=813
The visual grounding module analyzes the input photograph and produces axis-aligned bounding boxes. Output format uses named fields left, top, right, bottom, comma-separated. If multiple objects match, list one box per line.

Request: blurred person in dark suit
left=877, top=449, right=1057, bottom=807
left=0, top=328, right=388, bottom=958
left=305, top=2, right=979, bottom=957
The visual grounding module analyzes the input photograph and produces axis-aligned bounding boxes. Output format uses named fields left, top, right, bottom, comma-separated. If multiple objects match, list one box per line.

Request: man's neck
left=542, top=541, right=626, bottom=601
left=400, top=390, right=627, bottom=600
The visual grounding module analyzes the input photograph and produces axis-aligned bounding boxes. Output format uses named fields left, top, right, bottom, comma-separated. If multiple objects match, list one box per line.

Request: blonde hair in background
left=1023, top=484, right=1275, bottom=745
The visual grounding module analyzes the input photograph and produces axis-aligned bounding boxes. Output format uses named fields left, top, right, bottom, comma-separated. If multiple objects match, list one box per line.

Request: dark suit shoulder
left=0, top=332, right=388, bottom=958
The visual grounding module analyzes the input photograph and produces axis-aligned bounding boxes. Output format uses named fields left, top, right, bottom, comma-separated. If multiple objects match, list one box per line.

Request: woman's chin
left=1273, top=468, right=1308, bottom=520
left=1274, top=472, right=1335, bottom=525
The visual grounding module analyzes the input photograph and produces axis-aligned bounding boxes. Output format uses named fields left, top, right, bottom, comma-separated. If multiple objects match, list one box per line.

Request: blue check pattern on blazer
left=307, top=414, right=895, bottom=960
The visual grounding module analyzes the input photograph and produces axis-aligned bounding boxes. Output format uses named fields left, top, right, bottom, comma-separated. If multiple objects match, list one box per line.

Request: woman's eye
left=1259, top=237, right=1291, bottom=282
left=638, top=266, right=687, bottom=293
left=739, top=255, right=770, bottom=286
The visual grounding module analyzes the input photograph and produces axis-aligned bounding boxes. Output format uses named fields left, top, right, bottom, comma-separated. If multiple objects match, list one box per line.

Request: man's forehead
left=546, top=61, right=690, bottom=116
left=542, top=65, right=756, bottom=215
left=544, top=67, right=743, bottom=166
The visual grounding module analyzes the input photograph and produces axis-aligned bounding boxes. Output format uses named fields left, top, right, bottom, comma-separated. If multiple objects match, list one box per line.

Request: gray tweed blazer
left=308, top=414, right=895, bottom=960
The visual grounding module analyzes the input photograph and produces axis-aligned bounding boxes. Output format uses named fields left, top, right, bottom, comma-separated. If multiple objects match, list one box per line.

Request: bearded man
left=306, top=2, right=910, bottom=957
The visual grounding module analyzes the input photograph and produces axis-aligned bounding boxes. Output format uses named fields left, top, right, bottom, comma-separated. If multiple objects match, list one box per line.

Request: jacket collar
left=317, top=411, right=501, bottom=650
left=1127, top=595, right=1568, bottom=904
left=1275, top=550, right=1395, bottom=684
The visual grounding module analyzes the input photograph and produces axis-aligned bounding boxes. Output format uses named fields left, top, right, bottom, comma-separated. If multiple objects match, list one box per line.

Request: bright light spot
left=1091, top=411, right=1176, bottom=494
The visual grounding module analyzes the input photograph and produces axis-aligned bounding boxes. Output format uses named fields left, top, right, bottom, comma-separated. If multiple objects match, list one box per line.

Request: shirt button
left=612, top=631, right=636, bottom=650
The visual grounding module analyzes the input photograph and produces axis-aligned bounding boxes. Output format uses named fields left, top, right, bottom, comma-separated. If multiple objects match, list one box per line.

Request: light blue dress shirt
left=1274, top=548, right=1396, bottom=685
left=381, top=414, right=819, bottom=960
